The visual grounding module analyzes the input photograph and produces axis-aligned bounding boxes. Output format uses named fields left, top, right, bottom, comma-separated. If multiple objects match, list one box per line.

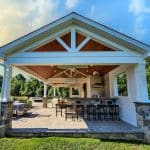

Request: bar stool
left=76, top=104, right=84, bottom=120
left=115, top=105, right=120, bottom=120
left=87, top=105, right=96, bottom=121
left=97, top=105, right=107, bottom=120
left=65, top=104, right=76, bottom=121
left=107, top=105, right=120, bottom=120
left=56, top=103, right=63, bottom=117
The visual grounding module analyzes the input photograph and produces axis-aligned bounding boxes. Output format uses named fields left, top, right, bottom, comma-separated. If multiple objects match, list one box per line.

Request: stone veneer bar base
left=0, top=102, right=13, bottom=137
left=135, top=102, right=150, bottom=143
left=7, top=129, right=144, bottom=142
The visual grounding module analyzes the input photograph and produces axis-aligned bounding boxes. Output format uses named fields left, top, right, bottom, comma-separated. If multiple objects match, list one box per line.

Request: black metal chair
left=76, top=104, right=84, bottom=120
left=96, top=104, right=107, bottom=120
left=87, top=105, right=96, bottom=121
left=65, top=104, right=76, bottom=121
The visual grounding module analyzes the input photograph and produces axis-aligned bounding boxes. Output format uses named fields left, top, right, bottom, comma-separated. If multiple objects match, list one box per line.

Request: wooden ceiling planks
left=32, top=39, right=67, bottom=52
left=19, top=65, right=118, bottom=80
left=80, top=39, right=114, bottom=51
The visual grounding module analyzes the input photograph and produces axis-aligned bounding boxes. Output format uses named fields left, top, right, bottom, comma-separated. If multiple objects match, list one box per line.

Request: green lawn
left=0, top=137, right=149, bottom=150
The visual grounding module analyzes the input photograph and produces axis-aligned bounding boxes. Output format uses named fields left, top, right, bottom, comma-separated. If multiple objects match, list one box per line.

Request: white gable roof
left=0, top=12, right=150, bottom=58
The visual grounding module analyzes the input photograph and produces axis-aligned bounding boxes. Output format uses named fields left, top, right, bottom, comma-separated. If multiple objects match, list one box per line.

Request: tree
left=11, top=78, right=22, bottom=96
left=36, top=84, right=44, bottom=97
left=146, top=61, right=150, bottom=99
left=15, top=74, right=25, bottom=82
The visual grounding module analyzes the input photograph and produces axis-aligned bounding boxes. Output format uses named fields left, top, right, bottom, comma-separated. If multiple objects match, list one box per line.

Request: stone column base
left=0, top=101, right=13, bottom=137
left=135, top=102, right=150, bottom=143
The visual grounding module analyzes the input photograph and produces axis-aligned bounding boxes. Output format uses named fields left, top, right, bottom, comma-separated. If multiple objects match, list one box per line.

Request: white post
left=53, top=86, right=56, bottom=97
left=113, top=77, right=118, bottom=96
left=69, top=87, right=72, bottom=97
left=1, top=63, right=12, bottom=102
left=44, top=82, right=47, bottom=97
left=86, top=76, right=91, bottom=98
left=133, top=64, right=149, bottom=102
left=127, top=63, right=149, bottom=103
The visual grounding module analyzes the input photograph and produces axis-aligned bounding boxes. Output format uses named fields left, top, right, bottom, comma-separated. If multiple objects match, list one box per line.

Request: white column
left=86, top=76, right=91, bottom=98
left=53, top=86, right=56, bottom=97
left=43, top=82, right=47, bottom=97
left=113, top=77, right=118, bottom=96
left=129, top=64, right=149, bottom=102
left=1, top=63, right=12, bottom=102
left=134, top=64, right=149, bottom=102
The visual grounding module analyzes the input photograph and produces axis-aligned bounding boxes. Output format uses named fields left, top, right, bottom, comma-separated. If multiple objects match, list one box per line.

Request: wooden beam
left=72, top=71, right=78, bottom=77
left=71, top=27, right=76, bottom=51
left=75, top=69, right=88, bottom=77
left=47, top=77, right=88, bottom=84
left=7, top=52, right=144, bottom=65
left=56, top=37, right=70, bottom=51
left=64, top=70, right=70, bottom=77
left=76, top=37, right=90, bottom=51
left=10, top=51, right=142, bottom=58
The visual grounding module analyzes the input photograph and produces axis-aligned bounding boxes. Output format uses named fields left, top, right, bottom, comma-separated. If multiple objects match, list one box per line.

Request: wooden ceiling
left=18, top=65, right=118, bottom=80
left=32, top=32, right=114, bottom=52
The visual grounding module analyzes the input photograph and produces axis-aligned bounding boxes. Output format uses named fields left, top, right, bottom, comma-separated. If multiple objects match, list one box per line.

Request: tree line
left=0, top=74, right=69, bottom=98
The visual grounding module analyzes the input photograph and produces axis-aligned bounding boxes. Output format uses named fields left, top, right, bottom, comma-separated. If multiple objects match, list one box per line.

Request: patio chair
left=86, top=105, right=96, bottom=121
left=65, top=104, right=76, bottom=121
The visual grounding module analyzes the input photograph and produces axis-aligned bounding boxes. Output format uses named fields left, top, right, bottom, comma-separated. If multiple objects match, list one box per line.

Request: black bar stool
left=65, top=104, right=76, bottom=121
left=76, top=104, right=84, bottom=120
left=97, top=104, right=107, bottom=120
left=56, top=103, right=63, bottom=117
left=87, top=105, right=96, bottom=121
left=107, top=105, right=120, bottom=120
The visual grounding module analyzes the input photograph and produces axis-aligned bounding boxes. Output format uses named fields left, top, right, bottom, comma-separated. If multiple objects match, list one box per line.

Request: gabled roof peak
left=0, top=12, right=150, bottom=57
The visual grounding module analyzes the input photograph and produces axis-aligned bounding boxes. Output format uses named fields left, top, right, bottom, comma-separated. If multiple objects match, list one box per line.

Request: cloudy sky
left=0, top=0, right=150, bottom=47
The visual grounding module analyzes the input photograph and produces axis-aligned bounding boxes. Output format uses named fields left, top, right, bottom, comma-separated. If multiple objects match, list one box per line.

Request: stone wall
left=135, top=102, right=150, bottom=143
left=0, top=102, right=13, bottom=137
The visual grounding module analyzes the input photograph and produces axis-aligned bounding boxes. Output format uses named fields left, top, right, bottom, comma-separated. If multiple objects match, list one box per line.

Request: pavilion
left=0, top=12, right=150, bottom=142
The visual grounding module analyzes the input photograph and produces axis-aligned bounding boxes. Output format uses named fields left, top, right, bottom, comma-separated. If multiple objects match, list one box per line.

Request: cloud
left=129, top=0, right=150, bottom=15
left=128, top=0, right=150, bottom=40
left=0, top=0, right=60, bottom=47
left=90, top=4, right=95, bottom=17
left=65, top=0, right=79, bottom=9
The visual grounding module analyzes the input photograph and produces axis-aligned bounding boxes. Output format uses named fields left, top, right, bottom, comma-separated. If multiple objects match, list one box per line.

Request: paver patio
left=12, top=102, right=143, bottom=133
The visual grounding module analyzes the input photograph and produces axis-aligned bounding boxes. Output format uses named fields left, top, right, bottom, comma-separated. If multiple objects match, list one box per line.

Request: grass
left=0, top=137, right=149, bottom=150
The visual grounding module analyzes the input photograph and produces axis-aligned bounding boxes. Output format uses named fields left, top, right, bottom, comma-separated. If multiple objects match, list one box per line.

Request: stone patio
left=10, top=102, right=142, bottom=132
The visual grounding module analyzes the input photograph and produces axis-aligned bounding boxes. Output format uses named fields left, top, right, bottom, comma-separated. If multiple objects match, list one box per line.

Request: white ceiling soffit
left=0, top=12, right=150, bottom=57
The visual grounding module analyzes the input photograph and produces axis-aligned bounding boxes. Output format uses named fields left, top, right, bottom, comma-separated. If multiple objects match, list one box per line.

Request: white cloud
left=128, top=0, right=150, bottom=40
left=0, top=0, right=60, bottom=47
left=65, top=0, right=79, bottom=9
left=90, top=4, right=95, bottom=17
left=129, top=0, right=150, bottom=15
